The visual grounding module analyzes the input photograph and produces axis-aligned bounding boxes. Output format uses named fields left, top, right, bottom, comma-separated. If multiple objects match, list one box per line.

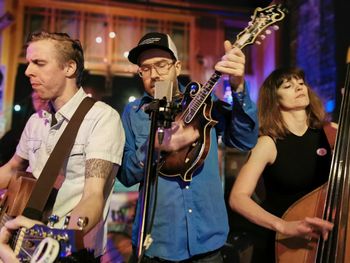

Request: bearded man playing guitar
left=0, top=31, right=125, bottom=262
left=118, top=32, right=258, bottom=263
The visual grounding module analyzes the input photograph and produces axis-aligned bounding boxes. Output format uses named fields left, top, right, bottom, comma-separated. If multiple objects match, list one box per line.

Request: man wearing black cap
left=118, top=32, right=258, bottom=262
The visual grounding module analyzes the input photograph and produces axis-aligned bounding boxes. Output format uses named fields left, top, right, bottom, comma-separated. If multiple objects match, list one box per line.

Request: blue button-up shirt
left=117, top=82, right=258, bottom=261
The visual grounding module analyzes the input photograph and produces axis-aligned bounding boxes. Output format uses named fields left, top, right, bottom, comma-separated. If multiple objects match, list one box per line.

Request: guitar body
left=0, top=172, right=36, bottom=221
left=159, top=82, right=218, bottom=181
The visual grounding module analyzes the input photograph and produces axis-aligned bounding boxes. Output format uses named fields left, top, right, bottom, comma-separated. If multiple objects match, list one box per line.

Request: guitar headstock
left=234, top=4, right=288, bottom=49
left=13, top=224, right=85, bottom=262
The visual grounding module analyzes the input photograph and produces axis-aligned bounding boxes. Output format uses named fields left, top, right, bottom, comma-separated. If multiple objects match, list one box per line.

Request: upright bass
left=276, top=49, right=350, bottom=262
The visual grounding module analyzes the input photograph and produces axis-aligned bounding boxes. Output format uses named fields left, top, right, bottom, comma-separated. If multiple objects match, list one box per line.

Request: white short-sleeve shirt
left=16, top=88, right=125, bottom=256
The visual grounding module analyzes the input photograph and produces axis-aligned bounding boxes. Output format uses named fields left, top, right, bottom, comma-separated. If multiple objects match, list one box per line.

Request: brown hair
left=258, top=67, right=326, bottom=138
left=26, top=31, right=84, bottom=86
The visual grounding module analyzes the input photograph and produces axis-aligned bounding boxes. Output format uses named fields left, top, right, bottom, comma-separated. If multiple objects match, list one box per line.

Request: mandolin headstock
left=234, top=4, right=288, bottom=49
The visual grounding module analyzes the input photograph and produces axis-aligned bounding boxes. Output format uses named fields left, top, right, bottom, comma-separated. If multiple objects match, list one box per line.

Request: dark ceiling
left=182, top=0, right=273, bottom=8
left=73, top=0, right=274, bottom=12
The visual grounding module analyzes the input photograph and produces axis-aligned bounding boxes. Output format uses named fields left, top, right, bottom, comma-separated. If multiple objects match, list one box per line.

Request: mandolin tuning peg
left=273, top=25, right=279, bottom=31
left=265, top=29, right=272, bottom=35
left=248, top=21, right=253, bottom=26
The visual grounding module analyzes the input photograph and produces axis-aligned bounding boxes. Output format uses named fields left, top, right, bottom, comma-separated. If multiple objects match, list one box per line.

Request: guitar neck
left=0, top=213, right=12, bottom=229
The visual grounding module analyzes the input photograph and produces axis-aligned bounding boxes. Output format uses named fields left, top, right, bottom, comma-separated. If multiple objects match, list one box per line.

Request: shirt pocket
left=132, top=118, right=150, bottom=138
left=27, top=139, right=42, bottom=161
left=69, top=144, right=85, bottom=158
left=28, top=139, right=41, bottom=152
left=66, top=144, right=85, bottom=179
left=28, top=139, right=41, bottom=156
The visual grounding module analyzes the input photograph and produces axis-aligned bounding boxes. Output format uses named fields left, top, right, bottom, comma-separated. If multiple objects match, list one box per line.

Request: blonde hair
left=26, top=31, right=84, bottom=86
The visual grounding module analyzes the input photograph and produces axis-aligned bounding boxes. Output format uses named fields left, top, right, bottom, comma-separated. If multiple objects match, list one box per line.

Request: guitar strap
left=23, top=96, right=96, bottom=221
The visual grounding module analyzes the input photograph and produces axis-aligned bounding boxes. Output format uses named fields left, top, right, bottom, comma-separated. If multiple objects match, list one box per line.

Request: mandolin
left=159, top=4, right=288, bottom=181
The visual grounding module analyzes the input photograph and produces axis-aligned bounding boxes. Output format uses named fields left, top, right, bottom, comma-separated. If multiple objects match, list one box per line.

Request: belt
left=143, top=248, right=222, bottom=263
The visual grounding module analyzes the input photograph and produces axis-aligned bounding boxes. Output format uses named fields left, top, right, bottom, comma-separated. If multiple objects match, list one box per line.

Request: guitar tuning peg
left=77, top=216, right=89, bottom=230
left=248, top=21, right=253, bottom=26
left=260, top=34, right=266, bottom=40
left=48, top=214, right=60, bottom=228
left=63, top=215, right=70, bottom=229
left=255, top=41, right=261, bottom=45
left=265, top=29, right=272, bottom=35
left=273, top=25, right=279, bottom=31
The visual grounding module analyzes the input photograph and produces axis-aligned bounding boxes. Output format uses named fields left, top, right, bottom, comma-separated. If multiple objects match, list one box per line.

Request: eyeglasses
left=138, top=60, right=175, bottom=78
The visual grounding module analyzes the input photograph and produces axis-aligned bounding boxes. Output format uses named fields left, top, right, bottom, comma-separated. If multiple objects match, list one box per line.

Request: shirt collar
left=44, top=88, right=87, bottom=121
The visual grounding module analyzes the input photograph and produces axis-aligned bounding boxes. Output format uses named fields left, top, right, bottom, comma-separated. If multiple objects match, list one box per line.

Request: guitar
left=0, top=173, right=90, bottom=262
left=159, top=4, right=288, bottom=181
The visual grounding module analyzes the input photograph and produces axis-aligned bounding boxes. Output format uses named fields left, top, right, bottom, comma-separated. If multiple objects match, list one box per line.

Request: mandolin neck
left=182, top=71, right=222, bottom=124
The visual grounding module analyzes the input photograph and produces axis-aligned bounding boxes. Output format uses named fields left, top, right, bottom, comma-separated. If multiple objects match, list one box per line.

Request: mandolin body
left=159, top=82, right=217, bottom=181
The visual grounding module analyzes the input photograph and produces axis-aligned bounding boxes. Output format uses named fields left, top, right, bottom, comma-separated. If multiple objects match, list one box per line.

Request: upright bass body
left=275, top=184, right=326, bottom=262
left=276, top=183, right=350, bottom=263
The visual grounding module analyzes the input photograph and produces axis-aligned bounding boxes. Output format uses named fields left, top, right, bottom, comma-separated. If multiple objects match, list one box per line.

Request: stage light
left=128, top=96, right=136, bottom=102
left=325, top=100, right=335, bottom=113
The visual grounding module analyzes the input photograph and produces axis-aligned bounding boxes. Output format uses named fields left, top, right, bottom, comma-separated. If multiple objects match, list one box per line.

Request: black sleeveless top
left=261, top=128, right=332, bottom=217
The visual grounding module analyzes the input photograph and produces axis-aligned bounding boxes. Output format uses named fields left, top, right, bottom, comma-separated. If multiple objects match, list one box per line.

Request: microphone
left=154, top=79, right=173, bottom=102
left=154, top=80, right=173, bottom=145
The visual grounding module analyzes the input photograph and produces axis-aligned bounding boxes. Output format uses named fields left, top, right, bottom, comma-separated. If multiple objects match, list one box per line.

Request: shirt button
left=188, top=209, right=192, bottom=213
left=243, top=103, right=246, bottom=107
left=185, top=186, right=189, bottom=189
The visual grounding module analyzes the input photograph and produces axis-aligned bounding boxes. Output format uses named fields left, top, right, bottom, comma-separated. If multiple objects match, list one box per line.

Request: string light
left=95, top=36, right=103, bottom=43
left=14, top=104, right=21, bottom=111
left=109, top=32, right=116, bottom=38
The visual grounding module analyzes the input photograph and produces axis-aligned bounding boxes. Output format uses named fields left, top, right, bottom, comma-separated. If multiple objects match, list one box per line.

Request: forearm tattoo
left=85, top=159, right=113, bottom=179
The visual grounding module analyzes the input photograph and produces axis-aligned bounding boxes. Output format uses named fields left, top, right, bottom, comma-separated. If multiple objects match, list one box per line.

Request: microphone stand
left=137, top=97, right=180, bottom=261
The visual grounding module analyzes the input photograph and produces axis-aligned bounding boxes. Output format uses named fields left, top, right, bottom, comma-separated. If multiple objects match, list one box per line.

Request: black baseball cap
left=128, top=32, right=178, bottom=65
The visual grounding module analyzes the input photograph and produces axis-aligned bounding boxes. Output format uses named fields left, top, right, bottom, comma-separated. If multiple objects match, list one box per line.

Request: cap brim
left=128, top=44, right=176, bottom=64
